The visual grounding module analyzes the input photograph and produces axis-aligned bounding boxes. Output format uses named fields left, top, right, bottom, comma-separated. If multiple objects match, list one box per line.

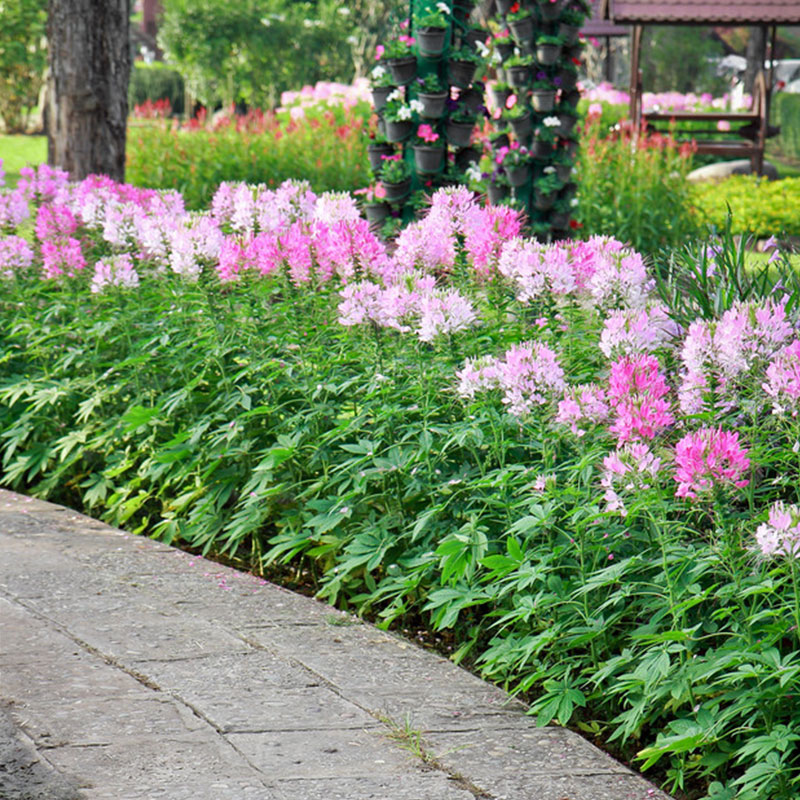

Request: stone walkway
left=0, top=489, right=672, bottom=800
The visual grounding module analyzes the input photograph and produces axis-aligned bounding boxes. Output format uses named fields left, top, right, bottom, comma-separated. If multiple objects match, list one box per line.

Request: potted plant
left=487, top=170, right=511, bottom=204
left=505, top=54, right=533, bottom=88
left=367, top=131, right=395, bottom=171
left=558, top=6, right=585, bottom=44
left=549, top=195, right=571, bottom=229
left=455, top=145, right=481, bottom=169
left=554, top=103, right=578, bottom=136
left=464, top=26, right=488, bottom=51
left=383, top=93, right=423, bottom=142
left=445, top=103, right=476, bottom=147
left=536, top=0, right=564, bottom=23
left=535, top=33, right=563, bottom=66
left=412, top=123, right=446, bottom=174
left=531, top=74, right=556, bottom=112
left=414, top=6, right=450, bottom=57
left=556, top=63, right=579, bottom=92
left=496, top=0, right=515, bottom=14
left=355, top=183, right=391, bottom=225
left=533, top=168, right=563, bottom=210
left=415, top=74, right=448, bottom=118
left=506, top=7, right=534, bottom=50
left=490, top=130, right=510, bottom=153
left=493, top=32, right=515, bottom=61
left=488, top=80, right=513, bottom=112
left=496, top=142, right=531, bottom=187
left=458, top=84, right=485, bottom=114
left=505, top=101, right=532, bottom=142
left=552, top=150, right=573, bottom=182
left=380, top=156, right=413, bottom=202
left=531, top=116, right=559, bottom=157
left=447, top=47, right=481, bottom=88
left=384, top=38, right=417, bottom=85
left=370, top=65, right=396, bottom=112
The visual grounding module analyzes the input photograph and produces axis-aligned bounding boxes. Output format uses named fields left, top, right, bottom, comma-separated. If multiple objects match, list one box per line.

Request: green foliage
left=0, top=0, right=47, bottom=133
left=158, top=0, right=354, bottom=109
left=575, top=120, right=699, bottom=254
left=129, top=62, right=185, bottom=116
left=772, top=93, right=800, bottom=162
left=640, top=25, right=727, bottom=95
left=125, top=105, right=370, bottom=209
left=691, top=176, right=800, bottom=238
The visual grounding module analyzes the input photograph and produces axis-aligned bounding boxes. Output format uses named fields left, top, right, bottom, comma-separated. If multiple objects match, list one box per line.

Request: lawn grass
left=0, top=135, right=46, bottom=186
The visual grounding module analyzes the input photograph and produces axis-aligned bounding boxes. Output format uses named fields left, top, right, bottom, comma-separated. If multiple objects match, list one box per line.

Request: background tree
left=0, top=0, right=48, bottom=133
left=46, top=0, right=131, bottom=181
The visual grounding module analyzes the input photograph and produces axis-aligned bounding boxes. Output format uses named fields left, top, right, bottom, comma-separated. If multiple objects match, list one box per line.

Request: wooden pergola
left=601, top=0, right=800, bottom=174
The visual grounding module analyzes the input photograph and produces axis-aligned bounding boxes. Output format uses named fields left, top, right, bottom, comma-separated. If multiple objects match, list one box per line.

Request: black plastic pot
left=531, top=89, right=556, bottom=112
left=364, top=202, right=391, bottom=224
left=455, top=146, right=481, bottom=169
left=386, top=56, right=417, bottom=85
left=534, top=191, right=556, bottom=211
left=555, top=162, right=572, bottom=182
left=384, top=118, right=413, bottom=143
left=509, top=112, right=532, bottom=142
left=550, top=210, right=570, bottom=229
left=448, top=59, right=477, bottom=89
left=557, top=113, right=578, bottom=136
left=489, top=85, right=512, bottom=111
left=508, top=16, right=534, bottom=49
left=531, top=139, right=553, bottom=158
left=558, top=23, right=580, bottom=45
left=507, top=65, right=530, bottom=89
left=417, top=26, right=448, bottom=58
left=417, top=91, right=448, bottom=119
left=382, top=178, right=411, bottom=203
left=557, top=70, right=578, bottom=92
left=367, top=142, right=395, bottom=171
left=535, top=43, right=561, bottom=66
left=537, top=0, right=563, bottom=22
left=458, top=87, right=484, bottom=114
left=371, top=85, right=394, bottom=112
left=464, top=28, right=487, bottom=50
left=487, top=181, right=510, bottom=204
left=506, top=162, right=531, bottom=187
left=496, top=0, right=515, bottom=14
left=496, top=41, right=515, bottom=61
left=445, top=118, right=475, bottom=147
left=413, top=145, right=445, bottom=174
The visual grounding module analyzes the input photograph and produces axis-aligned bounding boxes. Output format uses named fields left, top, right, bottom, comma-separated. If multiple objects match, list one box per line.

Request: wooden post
left=629, top=24, right=642, bottom=133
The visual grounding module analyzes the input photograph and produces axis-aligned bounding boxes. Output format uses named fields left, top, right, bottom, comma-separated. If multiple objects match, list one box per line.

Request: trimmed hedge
left=773, top=92, right=800, bottom=161
left=128, top=62, right=185, bottom=116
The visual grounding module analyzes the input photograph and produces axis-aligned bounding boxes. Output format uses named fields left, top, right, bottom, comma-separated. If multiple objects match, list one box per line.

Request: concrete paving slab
left=0, top=489, right=674, bottom=800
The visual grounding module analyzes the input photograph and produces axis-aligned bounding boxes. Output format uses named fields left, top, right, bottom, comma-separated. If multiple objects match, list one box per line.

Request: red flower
left=510, top=1, right=520, bottom=12
left=571, top=57, right=582, bottom=66
left=569, top=219, right=583, bottom=230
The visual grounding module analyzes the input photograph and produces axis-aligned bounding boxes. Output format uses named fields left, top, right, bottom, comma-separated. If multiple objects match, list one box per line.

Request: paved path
left=0, top=489, right=672, bottom=800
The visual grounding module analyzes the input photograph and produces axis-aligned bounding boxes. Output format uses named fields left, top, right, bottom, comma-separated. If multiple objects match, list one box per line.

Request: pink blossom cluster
left=754, top=502, right=800, bottom=558
left=278, top=78, right=371, bottom=112
left=90, top=254, right=140, bottom=294
left=601, top=443, right=662, bottom=517
left=764, top=340, right=800, bottom=416
left=673, top=426, right=750, bottom=499
left=457, top=342, right=566, bottom=417
left=554, top=383, right=609, bottom=436
left=582, top=82, right=749, bottom=113
left=0, top=235, right=34, bottom=279
left=599, top=304, right=679, bottom=358
left=393, top=187, right=522, bottom=278
left=679, top=299, right=796, bottom=415
left=338, top=273, right=476, bottom=343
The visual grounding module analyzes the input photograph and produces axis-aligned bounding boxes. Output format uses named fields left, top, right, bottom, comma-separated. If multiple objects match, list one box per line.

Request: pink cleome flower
left=673, top=426, right=749, bottom=499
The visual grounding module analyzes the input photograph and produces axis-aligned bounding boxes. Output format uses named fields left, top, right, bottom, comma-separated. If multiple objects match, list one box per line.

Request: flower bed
left=2, top=165, right=800, bottom=799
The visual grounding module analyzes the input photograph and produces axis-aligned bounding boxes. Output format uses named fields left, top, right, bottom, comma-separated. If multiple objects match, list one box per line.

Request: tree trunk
left=744, top=26, right=767, bottom=96
left=46, top=0, right=131, bottom=182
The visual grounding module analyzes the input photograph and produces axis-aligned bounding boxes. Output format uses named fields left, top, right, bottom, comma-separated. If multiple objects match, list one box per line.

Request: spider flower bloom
left=607, top=354, right=674, bottom=443
left=599, top=304, right=679, bottom=359
left=600, top=443, right=662, bottom=517
left=0, top=235, right=34, bottom=279
left=754, top=502, right=800, bottom=558
left=555, top=383, right=609, bottom=437
left=673, top=426, right=749, bottom=499
left=41, top=237, right=86, bottom=279
left=34, top=203, right=78, bottom=242
left=764, top=339, right=800, bottom=417
left=496, top=342, right=566, bottom=417
left=90, top=254, right=140, bottom=293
